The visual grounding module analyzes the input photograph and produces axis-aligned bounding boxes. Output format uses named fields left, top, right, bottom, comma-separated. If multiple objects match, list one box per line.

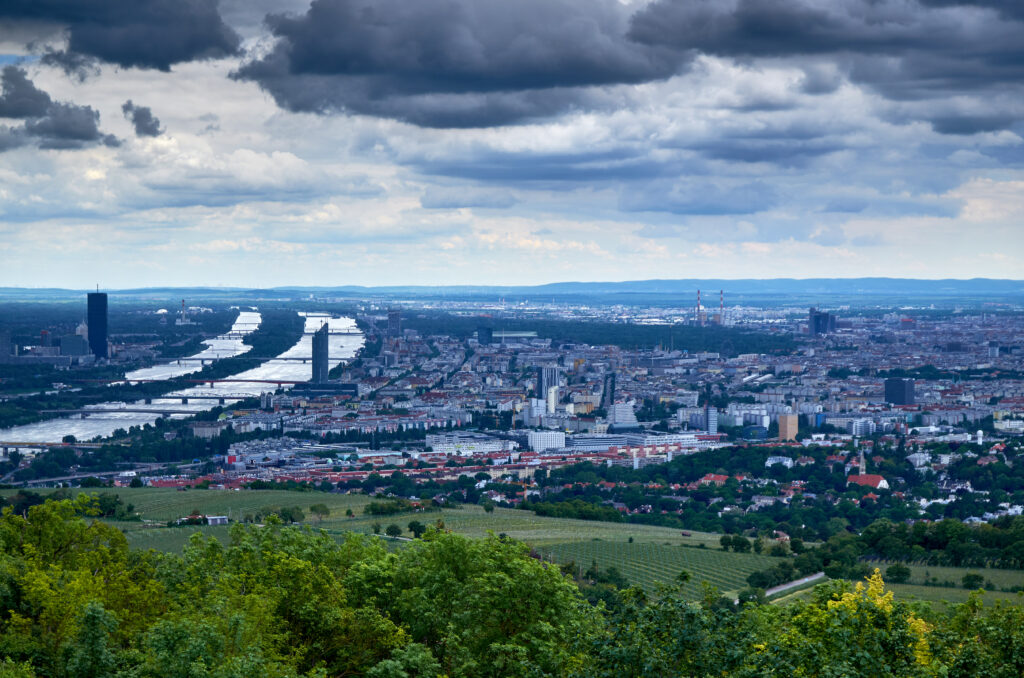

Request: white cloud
left=947, top=177, right=1024, bottom=222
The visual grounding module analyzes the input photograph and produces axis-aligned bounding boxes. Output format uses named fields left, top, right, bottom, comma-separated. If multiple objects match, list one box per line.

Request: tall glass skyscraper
left=884, top=377, right=915, bottom=405
left=387, top=310, right=401, bottom=338
left=536, top=366, right=559, bottom=397
left=311, top=323, right=329, bottom=383
left=87, top=292, right=108, bottom=359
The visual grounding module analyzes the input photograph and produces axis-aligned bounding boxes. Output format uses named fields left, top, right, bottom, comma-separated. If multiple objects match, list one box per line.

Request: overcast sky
left=0, top=0, right=1022, bottom=288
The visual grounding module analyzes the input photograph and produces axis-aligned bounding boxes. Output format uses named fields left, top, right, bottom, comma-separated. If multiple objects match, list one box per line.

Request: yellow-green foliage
left=757, top=570, right=932, bottom=674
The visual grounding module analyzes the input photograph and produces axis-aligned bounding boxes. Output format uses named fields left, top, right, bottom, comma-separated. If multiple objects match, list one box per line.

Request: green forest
left=1, top=496, right=1022, bottom=677
left=399, top=312, right=795, bottom=356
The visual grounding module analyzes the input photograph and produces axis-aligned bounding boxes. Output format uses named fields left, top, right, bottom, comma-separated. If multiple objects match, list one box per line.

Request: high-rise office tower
left=546, top=385, right=558, bottom=414
left=477, top=326, right=493, bottom=345
left=884, top=377, right=915, bottom=405
left=536, top=366, right=559, bottom=397
left=808, top=307, right=836, bottom=336
left=601, top=373, right=616, bottom=409
left=87, top=292, right=108, bottom=359
left=705, top=404, right=718, bottom=434
left=778, top=414, right=799, bottom=441
left=387, top=310, right=401, bottom=338
left=311, top=323, right=329, bottom=383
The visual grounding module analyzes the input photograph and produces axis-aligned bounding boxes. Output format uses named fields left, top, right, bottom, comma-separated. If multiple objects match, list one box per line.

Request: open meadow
left=769, top=564, right=1024, bottom=613
left=898, top=563, right=1024, bottom=591
left=886, top=583, right=1024, bottom=610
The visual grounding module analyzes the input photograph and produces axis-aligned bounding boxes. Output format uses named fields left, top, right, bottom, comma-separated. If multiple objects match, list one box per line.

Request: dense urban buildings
left=2, top=292, right=1024, bottom=531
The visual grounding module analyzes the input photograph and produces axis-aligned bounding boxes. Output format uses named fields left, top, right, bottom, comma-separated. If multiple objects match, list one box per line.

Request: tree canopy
left=1, top=497, right=1022, bottom=677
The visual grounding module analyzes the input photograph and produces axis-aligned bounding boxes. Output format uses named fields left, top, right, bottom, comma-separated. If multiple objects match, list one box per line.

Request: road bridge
left=16, top=461, right=207, bottom=487
left=171, top=358, right=352, bottom=364
left=140, top=393, right=255, bottom=404
left=184, top=379, right=307, bottom=385
left=0, top=441, right=110, bottom=453
left=42, top=408, right=205, bottom=417
left=76, top=378, right=308, bottom=386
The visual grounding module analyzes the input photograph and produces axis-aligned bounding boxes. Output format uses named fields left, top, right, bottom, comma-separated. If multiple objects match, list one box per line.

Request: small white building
left=906, top=452, right=931, bottom=468
left=191, top=421, right=230, bottom=439
left=765, top=455, right=794, bottom=469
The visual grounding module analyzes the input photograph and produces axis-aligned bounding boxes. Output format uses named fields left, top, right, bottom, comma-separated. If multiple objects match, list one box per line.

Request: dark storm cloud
left=0, top=65, right=52, bottom=118
left=630, top=0, right=946, bottom=57
left=918, top=0, right=1024, bottom=21
left=39, top=49, right=100, bottom=82
left=0, top=66, right=116, bottom=151
left=24, top=101, right=118, bottom=149
left=928, top=114, right=1018, bottom=136
left=233, top=0, right=685, bottom=127
left=231, top=0, right=1024, bottom=135
left=1, top=0, right=240, bottom=71
left=627, top=0, right=1024, bottom=64
left=629, top=0, right=1024, bottom=133
left=122, top=100, right=163, bottom=136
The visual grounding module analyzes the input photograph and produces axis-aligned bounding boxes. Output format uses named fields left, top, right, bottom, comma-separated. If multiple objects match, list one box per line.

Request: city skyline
left=1, top=0, right=1023, bottom=287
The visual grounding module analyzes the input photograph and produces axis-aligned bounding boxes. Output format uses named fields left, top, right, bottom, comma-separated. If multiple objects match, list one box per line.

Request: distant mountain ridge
left=1, top=278, right=1022, bottom=300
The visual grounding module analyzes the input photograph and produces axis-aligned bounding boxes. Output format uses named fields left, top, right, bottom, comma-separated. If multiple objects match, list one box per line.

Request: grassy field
left=895, top=563, right=1024, bottom=591
left=535, top=540, right=774, bottom=598
left=886, top=583, right=1024, bottom=610
left=771, top=566, right=1024, bottom=612
left=767, top=580, right=1024, bottom=613
left=101, top=487, right=374, bottom=522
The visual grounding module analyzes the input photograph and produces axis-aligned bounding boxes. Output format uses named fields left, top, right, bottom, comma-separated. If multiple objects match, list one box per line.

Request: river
left=121, top=310, right=262, bottom=381
left=0, top=312, right=362, bottom=444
